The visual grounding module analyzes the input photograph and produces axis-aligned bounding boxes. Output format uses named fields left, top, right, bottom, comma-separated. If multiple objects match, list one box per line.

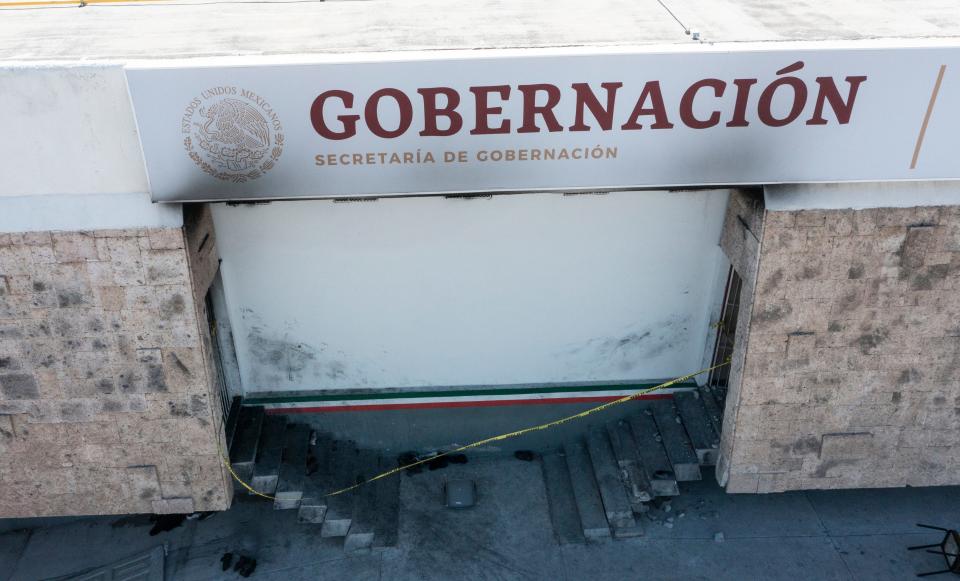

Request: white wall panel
left=212, top=189, right=729, bottom=392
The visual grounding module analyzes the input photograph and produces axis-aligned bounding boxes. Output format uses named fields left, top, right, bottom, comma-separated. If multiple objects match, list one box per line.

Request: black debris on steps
left=427, top=451, right=468, bottom=470
left=110, top=514, right=153, bottom=528
left=514, top=450, right=536, bottom=462
left=148, top=514, right=187, bottom=536
left=186, top=511, right=216, bottom=522
left=397, top=452, right=422, bottom=475
left=220, top=552, right=234, bottom=571
left=397, top=451, right=468, bottom=474
left=147, top=512, right=216, bottom=536
left=234, top=555, right=257, bottom=578
left=306, top=448, right=320, bottom=476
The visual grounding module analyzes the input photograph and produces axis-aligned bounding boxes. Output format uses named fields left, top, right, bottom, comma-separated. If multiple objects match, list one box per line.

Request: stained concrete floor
left=1, top=457, right=958, bottom=580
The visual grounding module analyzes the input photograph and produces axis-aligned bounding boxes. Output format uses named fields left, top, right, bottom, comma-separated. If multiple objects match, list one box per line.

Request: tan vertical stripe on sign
left=910, top=64, right=947, bottom=170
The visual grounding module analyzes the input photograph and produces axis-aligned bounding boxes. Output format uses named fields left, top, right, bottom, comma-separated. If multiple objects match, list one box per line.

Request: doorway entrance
left=706, top=266, right=743, bottom=412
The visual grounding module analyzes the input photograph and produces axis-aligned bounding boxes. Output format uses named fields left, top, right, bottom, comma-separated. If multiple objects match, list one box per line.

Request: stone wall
left=0, top=226, right=231, bottom=517
left=719, top=201, right=960, bottom=492
left=715, top=190, right=764, bottom=489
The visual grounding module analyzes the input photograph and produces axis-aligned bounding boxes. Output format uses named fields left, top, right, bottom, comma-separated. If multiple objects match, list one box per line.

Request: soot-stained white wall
left=212, top=190, right=729, bottom=392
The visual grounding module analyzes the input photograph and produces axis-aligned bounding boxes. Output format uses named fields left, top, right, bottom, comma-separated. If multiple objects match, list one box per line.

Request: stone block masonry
left=0, top=225, right=231, bottom=517
left=718, top=193, right=960, bottom=493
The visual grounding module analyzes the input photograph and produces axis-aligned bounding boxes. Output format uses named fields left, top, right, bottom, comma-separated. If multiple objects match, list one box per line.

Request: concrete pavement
left=1, top=457, right=957, bottom=580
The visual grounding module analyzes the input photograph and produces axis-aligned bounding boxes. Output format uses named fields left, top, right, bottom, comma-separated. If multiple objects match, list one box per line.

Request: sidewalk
left=1, top=457, right=957, bottom=580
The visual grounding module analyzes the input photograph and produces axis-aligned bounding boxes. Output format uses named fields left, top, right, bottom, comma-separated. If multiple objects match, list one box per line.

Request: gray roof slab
left=0, top=0, right=958, bottom=63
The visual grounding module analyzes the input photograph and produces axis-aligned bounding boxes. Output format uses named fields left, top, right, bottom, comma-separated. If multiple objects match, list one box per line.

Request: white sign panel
left=126, top=47, right=960, bottom=202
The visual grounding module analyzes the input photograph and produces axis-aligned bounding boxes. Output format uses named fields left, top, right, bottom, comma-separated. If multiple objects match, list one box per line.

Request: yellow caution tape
left=217, top=441, right=278, bottom=501
left=219, top=359, right=729, bottom=501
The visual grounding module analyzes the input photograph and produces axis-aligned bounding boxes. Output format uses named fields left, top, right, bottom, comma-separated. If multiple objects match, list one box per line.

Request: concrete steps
left=606, top=420, right=653, bottom=509
left=674, top=391, right=721, bottom=466
left=344, top=450, right=379, bottom=552
left=627, top=412, right=680, bottom=497
left=371, top=455, right=402, bottom=550
left=650, top=400, right=702, bottom=482
left=223, top=404, right=402, bottom=552
left=228, top=405, right=265, bottom=483
left=541, top=452, right=586, bottom=545
left=274, top=424, right=311, bottom=510
left=225, top=389, right=723, bottom=550
left=697, top=384, right=725, bottom=435
left=541, top=392, right=722, bottom=543
left=586, top=428, right=643, bottom=538
left=223, top=396, right=243, bottom=449
left=250, top=415, right=286, bottom=494
left=563, top=440, right=612, bottom=541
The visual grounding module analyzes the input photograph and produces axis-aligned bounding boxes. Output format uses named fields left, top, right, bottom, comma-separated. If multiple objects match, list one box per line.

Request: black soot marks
left=939, top=350, right=960, bottom=384
left=836, top=291, right=861, bottom=314
left=813, top=459, right=857, bottom=478
left=847, top=263, right=865, bottom=279
left=754, top=303, right=792, bottom=324
left=326, top=360, right=346, bottom=380
left=0, top=325, right=22, bottom=340
left=248, top=325, right=319, bottom=383
left=146, top=364, right=168, bottom=393
left=58, top=401, right=88, bottom=422
left=159, top=294, right=187, bottom=320
left=800, top=264, right=822, bottom=280
left=167, top=394, right=207, bottom=418
left=96, top=378, right=115, bottom=394
left=565, top=316, right=691, bottom=373
left=854, top=328, right=888, bottom=355
left=772, top=436, right=821, bottom=456
left=611, top=331, right=654, bottom=361
left=762, top=268, right=784, bottom=293
left=170, top=352, right=191, bottom=376
left=911, top=264, right=951, bottom=291
left=102, top=399, right=123, bottom=412
left=895, top=225, right=954, bottom=290
left=0, top=373, right=39, bottom=399
left=243, top=310, right=366, bottom=386
left=897, top=368, right=922, bottom=385
left=118, top=370, right=139, bottom=393
left=792, top=436, right=822, bottom=455
left=57, top=290, right=88, bottom=308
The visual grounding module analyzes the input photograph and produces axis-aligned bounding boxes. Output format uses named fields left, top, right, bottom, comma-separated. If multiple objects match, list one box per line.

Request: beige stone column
left=718, top=192, right=960, bottom=492
left=0, top=215, right=232, bottom=516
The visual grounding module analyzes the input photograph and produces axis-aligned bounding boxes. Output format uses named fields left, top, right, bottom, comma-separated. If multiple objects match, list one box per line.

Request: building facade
left=1, top=0, right=958, bottom=517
